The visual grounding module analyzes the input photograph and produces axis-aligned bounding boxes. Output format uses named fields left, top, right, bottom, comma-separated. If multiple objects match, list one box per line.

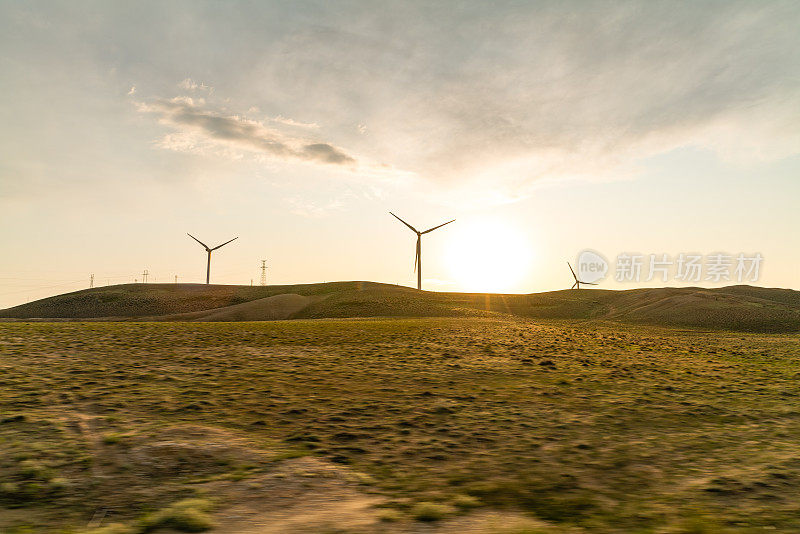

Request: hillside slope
left=0, top=282, right=358, bottom=319
left=1, top=282, right=798, bottom=332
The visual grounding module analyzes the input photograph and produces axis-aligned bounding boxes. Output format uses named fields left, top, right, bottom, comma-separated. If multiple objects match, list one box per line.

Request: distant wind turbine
left=567, top=261, right=598, bottom=290
left=390, top=212, right=455, bottom=290
left=187, top=233, right=238, bottom=284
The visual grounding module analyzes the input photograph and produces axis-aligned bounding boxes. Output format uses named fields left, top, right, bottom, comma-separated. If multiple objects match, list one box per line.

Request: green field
left=2, top=317, right=800, bottom=532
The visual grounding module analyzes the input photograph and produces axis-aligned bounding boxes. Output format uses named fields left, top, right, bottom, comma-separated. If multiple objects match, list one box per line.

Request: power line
left=0, top=280, right=86, bottom=297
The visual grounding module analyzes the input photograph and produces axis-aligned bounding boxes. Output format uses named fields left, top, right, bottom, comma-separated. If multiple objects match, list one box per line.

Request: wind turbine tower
left=260, top=260, right=268, bottom=286
left=390, top=212, right=455, bottom=290
left=187, top=233, right=239, bottom=284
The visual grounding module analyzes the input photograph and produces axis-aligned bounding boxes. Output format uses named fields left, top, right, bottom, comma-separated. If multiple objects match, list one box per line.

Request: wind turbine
left=567, top=261, right=598, bottom=290
left=187, top=233, right=238, bottom=284
left=390, top=212, right=455, bottom=290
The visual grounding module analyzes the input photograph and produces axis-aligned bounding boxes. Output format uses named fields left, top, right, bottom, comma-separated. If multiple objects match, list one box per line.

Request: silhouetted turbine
left=390, top=212, right=455, bottom=290
left=187, top=233, right=238, bottom=284
left=567, top=261, right=598, bottom=290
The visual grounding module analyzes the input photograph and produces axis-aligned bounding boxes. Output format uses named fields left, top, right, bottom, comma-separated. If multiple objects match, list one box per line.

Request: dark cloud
left=302, top=143, right=355, bottom=165
left=139, top=98, right=357, bottom=167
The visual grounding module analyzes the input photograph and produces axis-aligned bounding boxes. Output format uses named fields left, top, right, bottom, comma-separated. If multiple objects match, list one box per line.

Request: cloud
left=137, top=97, right=358, bottom=168
left=178, top=78, right=213, bottom=93
left=248, top=2, right=800, bottom=198
left=178, top=78, right=197, bottom=91
left=50, top=3, right=798, bottom=205
left=301, top=143, right=353, bottom=165
left=271, top=115, right=319, bottom=129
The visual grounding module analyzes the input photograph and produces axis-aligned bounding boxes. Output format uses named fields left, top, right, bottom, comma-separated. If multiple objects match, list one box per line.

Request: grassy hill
left=1, top=282, right=799, bottom=332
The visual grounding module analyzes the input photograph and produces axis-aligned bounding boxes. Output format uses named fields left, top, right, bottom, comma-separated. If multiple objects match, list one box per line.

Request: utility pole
left=260, top=260, right=268, bottom=286
left=89, top=274, right=94, bottom=288
left=142, top=270, right=149, bottom=283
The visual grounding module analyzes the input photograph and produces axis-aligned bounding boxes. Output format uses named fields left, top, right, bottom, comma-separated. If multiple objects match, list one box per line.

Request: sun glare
left=445, top=218, right=533, bottom=293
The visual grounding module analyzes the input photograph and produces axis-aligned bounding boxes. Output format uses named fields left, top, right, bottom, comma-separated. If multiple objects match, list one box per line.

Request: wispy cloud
left=271, top=115, right=319, bottom=129
left=178, top=78, right=213, bottom=93
left=8, top=2, right=799, bottom=207
left=251, top=2, right=800, bottom=199
left=137, top=96, right=358, bottom=168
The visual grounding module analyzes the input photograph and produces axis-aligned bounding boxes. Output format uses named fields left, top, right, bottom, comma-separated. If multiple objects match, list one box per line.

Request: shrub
left=0, top=482, right=19, bottom=499
left=377, top=508, right=403, bottom=522
left=102, top=433, right=124, bottom=445
left=138, top=498, right=215, bottom=533
left=18, top=459, right=50, bottom=480
left=48, top=476, right=69, bottom=493
left=410, top=502, right=453, bottom=522
left=452, top=494, right=481, bottom=509
left=161, top=507, right=215, bottom=532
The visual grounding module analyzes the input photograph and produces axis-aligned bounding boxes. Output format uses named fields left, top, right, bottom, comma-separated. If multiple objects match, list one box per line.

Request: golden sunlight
left=444, top=217, right=533, bottom=293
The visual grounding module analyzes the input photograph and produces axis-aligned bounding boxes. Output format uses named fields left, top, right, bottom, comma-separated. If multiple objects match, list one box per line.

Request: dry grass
left=1, top=317, right=799, bottom=532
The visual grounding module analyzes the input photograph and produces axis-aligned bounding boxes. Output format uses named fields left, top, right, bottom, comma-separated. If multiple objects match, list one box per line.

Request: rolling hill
left=1, top=282, right=799, bottom=332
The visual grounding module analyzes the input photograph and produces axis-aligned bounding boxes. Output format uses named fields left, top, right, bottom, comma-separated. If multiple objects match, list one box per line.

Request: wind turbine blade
left=212, top=236, right=239, bottom=251
left=421, top=219, right=455, bottom=234
left=584, top=282, right=599, bottom=285
left=414, top=246, right=418, bottom=273
left=567, top=261, right=578, bottom=281
left=571, top=281, right=578, bottom=289
left=187, top=233, right=210, bottom=250
left=389, top=212, right=418, bottom=233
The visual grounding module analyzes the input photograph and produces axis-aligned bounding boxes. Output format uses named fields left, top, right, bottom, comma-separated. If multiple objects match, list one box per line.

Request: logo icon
left=577, top=249, right=608, bottom=283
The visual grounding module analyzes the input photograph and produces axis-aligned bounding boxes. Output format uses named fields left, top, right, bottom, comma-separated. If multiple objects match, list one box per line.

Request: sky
left=1, top=0, right=799, bottom=308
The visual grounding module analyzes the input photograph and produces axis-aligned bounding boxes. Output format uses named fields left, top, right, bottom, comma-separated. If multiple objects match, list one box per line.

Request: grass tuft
left=377, top=508, right=403, bottom=522
left=451, top=494, right=481, bottom=510
left=410, top=502, right=453, bottom=522
left=138, top=498, right=216, bottom=532
left=102, top=432, right=125, bottom=445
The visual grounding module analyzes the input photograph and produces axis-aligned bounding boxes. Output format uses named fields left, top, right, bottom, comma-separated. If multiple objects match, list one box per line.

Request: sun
left=444, top=217, right=533, bottom=293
